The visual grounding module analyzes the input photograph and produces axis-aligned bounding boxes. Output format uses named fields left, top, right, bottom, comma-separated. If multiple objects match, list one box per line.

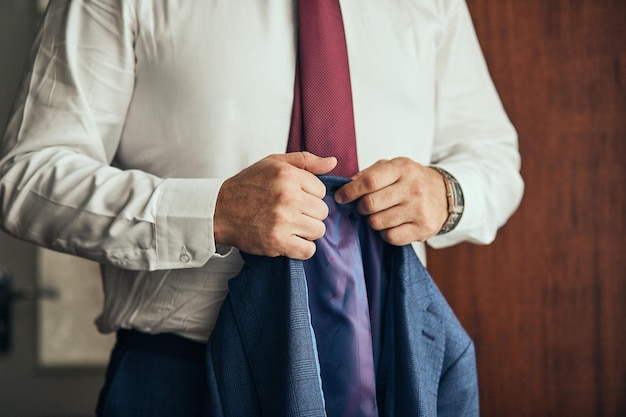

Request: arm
left=0, top=0, right=171, bottom=271
left=428, top=0, right=524, bottom=247
left=0, top=1, right=332, bottom=272
left=335, top=0, right=523, bottom=247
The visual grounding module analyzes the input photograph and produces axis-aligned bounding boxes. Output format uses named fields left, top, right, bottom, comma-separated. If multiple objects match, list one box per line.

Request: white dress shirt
left=0, top=0, right=523, bottom=342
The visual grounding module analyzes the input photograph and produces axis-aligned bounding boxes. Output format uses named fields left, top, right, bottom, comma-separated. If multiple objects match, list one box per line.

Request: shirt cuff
left=154, top=177, right=228, bottom=269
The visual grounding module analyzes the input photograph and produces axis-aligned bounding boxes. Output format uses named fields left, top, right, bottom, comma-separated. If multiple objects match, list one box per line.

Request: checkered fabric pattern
left=205, top=177, right=479, bottom=417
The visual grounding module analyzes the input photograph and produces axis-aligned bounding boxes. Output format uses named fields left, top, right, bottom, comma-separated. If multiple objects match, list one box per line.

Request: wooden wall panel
left=427, top=1, right=626, bottom=416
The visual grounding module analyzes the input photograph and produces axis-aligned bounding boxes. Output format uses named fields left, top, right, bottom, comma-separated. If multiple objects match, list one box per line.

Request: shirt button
left=180, top=253, right=191, bottom=263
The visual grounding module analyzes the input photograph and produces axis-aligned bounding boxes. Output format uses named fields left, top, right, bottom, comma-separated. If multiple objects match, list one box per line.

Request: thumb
left=275, top=151, right=338, bottom=175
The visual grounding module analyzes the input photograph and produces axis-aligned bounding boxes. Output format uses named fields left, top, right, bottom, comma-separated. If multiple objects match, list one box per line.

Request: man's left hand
left=334, top=157, right=448, bottom=245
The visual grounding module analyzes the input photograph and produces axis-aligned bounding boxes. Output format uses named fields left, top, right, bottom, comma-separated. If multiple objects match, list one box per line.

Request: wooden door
left=427, top=1, right=625, bottom=416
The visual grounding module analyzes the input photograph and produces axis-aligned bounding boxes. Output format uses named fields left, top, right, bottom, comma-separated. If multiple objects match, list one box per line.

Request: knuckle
left=295, top=151, right=307, bottom=166
left=368, top=214, right=384, bottom=231
left=266, top=229, right=284, bottom=249
left=298, top=242, right=317, bottom=260
left=275, top=209, right=293, bottom=227
left=315, top=181, right=327, bottom=199
left=385, top=230, right=404, bottom=246
left=393, top=157, right=412, bottom=170
left=274, top=165, right=293, bottom=182
left=394, top=156, right=411, bottom=166
left=318, top=200, right=330, bottom=219
left=362, top=174, right=379, bottom=191
left=275, top=189, right=296, bottom=206
left=383, top=226, right=412, bottom=246
left=380, top=229, right=393, bottom=244
left=313, top=221, right=326, bottom=240
left=393, top=157, right=418, bottom=178
left=361, top=194, right=376, bottom=213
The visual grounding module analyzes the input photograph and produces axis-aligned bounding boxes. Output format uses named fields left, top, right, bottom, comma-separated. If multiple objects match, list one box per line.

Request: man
left=0, top=0, right=523, bottom=415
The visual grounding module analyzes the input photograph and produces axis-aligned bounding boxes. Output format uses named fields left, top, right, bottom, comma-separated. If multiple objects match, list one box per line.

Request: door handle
left=0, top=269, right=59, bottom=354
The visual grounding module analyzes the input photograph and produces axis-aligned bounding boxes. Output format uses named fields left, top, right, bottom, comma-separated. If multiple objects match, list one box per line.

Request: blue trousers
left=96, top=330, right=207, bottom=417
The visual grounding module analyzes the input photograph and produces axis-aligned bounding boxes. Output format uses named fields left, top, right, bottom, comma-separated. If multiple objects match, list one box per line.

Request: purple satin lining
left=303, top=176, right=386, bottom=417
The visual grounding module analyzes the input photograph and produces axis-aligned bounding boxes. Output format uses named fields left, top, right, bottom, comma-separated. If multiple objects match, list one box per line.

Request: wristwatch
left=431, top=167, right=464, bottom=235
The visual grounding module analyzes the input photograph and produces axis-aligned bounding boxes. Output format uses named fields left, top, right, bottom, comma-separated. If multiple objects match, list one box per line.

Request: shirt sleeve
left=427, top=0, right=524, bottom=248
left=0, top=0, right=224, bottom=271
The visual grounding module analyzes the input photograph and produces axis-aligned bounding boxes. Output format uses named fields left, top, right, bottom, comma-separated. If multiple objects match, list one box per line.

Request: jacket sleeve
left=428, top=0, right=524, bottom=248
left=0, top=0, right=225, bottom=271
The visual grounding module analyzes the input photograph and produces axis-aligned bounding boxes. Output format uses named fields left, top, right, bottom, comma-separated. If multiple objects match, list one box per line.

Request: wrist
left=430, top=166, right=464, bottom=235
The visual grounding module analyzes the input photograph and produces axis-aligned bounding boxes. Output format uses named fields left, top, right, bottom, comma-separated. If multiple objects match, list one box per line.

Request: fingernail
left=334, top=193, right=345, bottom=204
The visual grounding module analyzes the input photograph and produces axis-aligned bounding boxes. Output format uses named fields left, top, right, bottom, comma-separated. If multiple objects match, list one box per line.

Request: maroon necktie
left=287, top=0, right=359, bottom=177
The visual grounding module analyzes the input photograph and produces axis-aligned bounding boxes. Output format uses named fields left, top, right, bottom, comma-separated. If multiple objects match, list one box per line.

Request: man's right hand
left=213, top=152, right=337, bottom=260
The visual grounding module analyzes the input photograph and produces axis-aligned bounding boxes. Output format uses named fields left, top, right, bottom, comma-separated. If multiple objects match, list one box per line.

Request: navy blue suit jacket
left=205, top=178, right=479, bottom=417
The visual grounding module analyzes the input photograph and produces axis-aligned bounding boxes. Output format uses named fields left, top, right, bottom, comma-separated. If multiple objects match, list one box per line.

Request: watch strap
left=431, top=167, right=464, bottom=235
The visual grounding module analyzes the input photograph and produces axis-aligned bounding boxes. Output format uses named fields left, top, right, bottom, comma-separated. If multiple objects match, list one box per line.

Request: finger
left=366, top=204, right=408, bottom=232
left=264, top=211, right=324, bottom=257
left=299, top=171, right=328, bottom=199
left=335, top=162, right=398, bottom=204
left=283, top=235, right=318, bottom=260
left=300, top=151, right=338, bottom=175
left=292, top=215, right=327, bottom=242
left=273, top=152, right=337, bottom=175
left=380, top=223, right=421, bottom=246
left=356, top=183, right=401, bottom=215
left=375, top=211, right=440, bottom=244
left=300, top=192, right=330, bottom=221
